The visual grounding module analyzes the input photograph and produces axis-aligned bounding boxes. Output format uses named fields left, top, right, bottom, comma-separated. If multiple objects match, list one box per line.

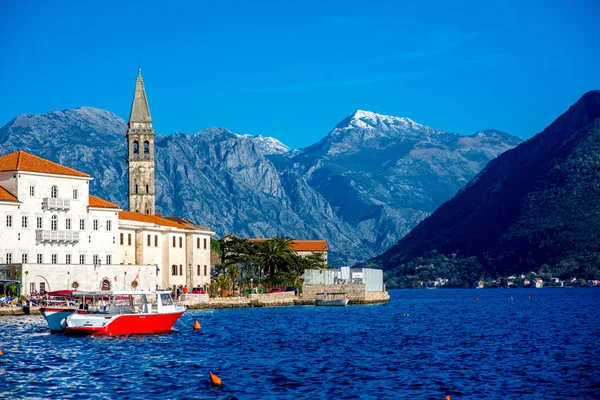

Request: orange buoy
left=446, top=396, right=451, bottom=400
left=210, top=371, right=222, bottom=387
left=193, top=320, right=201, bottom=330
left=0, top=349, right=3, bottom=356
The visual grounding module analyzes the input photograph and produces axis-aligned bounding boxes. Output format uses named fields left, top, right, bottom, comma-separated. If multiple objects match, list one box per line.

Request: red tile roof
left=0, top=151, right=89, bottom=177
left=88, top=195, right=120, bottom=209
left=119, top=211, right=195, bottom=230
left=248, top=238, right=328, bottom=252
left=0, top=186, right=18, bottom=202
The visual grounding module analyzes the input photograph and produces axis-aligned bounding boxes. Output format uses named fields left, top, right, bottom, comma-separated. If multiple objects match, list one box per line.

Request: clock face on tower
left=126, top=70, right=155, bottom=215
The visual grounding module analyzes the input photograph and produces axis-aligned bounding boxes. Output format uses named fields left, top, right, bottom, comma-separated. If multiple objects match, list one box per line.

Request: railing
left=35, top=230, right=80, bottom=243
left=42, top=198, right=71, bottom=210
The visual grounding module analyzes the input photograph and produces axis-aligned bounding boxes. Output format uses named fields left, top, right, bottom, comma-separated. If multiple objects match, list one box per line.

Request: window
left=73, top=189, right=78, bottom=200
left=144, top=140, right=149, bottom=154
left=179, top=237, right=182, bottom=248
left=30, top=282, right=36, bottom=293
left=197, top=265, right=200, bottom=275
left=80, top=219, right=85, bottom=231
left=120, top=233, right=124, bottom=245
left=179, top=265, right=183, bottom=275
left=155, top=235, right=158, bottom=247
left=40, top=282, right=46, bottom=295
left=30, top=186, right=35, bottom=197
left=21, top=216, right=28, bottom=228
left=6, top=215, right=12, bottom=228
left=51, top=185, right=58, bottom=199
left=133, top=140, right=139, bottom=154
left=172, top=265, right=178, bottom=276
left=172, top=237, right=176, bottom=248
left=22, top=253, right=28, bottom=263
left=37, top=216, right=43, bottom=229
left=93, top=255, right=99, bottom=265
left=51, top=254, right=57, bottom=264
left=93, top=219, right=99, bottom=231
left=51, top=215, right=58, bottom=231
left=106, top=220, right=112, bottom=232
left=106, top=255, right=112, bottom=265
left=128, top=233, right=132, bottom=246
left=5, top=253, right=12, bottom=264
left=204, top=238, right=207, bottom=249
left=146, top=184, right=149, bottom=194
left=204, top=265, right=207, bottom=276
left=37, top=254, right=43, bottom=264
left=66, top=218, right=71, bottom=230
left=197, top=238, right=200, bottom=249
left=18, top=233, right=20, bottom=241
left=147, top=235, right=151, bottom=246
left=66, top=254, right=71, bottom=264
left=79, top=254, right=85, bottom=264
left=135, top=184, right=138, bottom=194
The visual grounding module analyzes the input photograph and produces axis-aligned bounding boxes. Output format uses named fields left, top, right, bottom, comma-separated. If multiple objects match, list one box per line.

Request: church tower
left=126, top=69, right=155, bottom=215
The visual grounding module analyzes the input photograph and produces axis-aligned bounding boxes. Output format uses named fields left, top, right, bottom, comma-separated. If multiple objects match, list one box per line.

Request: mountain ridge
left=0, top=106, right=522, bottom=266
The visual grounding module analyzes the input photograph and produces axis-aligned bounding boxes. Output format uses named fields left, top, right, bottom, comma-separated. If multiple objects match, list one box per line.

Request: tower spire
left=129, top=69, right=152, bottom=124
left=126, top=69, right=156, bottom=215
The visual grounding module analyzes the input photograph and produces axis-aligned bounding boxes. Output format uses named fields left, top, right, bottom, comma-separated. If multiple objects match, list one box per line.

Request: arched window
left=51, top=185, right=58, bottom=199
left=144, top=141, right=150, bottom=154
left=133, top=141, right=139, bottom=154
left=146, top=210, right=150, bottom=214
left=51, top=215, right=58, bottom=231
left=146, top=184, right=149, bottom=193
left=135, top=184, right=138, bottom=194
left=101, top=279, right=111, bottom=290
left=172, top=265, right=178, bottom=276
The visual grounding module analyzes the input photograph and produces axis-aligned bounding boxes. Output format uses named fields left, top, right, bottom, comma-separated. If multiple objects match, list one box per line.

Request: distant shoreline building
left=0, top=71, right=214, bottom=296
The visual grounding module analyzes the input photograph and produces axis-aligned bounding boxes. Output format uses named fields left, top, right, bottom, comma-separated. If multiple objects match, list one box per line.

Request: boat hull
left=40, top=307, right=78, bottom=332
left=315, top=299, right=349, bottom=306
left=65, top=311, right=185, bottom=336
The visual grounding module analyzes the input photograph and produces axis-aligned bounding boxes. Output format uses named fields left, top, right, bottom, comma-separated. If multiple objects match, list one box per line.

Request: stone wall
left=302, top=283, right=389, bottom=304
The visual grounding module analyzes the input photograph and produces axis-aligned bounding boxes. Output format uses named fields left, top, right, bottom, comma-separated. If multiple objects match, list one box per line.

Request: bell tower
left=126, top=68, right=155, bottom=215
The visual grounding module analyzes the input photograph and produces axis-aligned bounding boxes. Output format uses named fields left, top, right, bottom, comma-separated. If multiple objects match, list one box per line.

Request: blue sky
left=1, top=0, right=598, bottom=149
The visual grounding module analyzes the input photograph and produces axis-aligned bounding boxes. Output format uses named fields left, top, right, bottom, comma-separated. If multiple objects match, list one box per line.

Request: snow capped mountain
left=239, top=134, right=291, bottom=155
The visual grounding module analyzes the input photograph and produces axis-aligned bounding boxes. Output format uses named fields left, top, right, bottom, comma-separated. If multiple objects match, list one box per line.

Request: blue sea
left=1, top=288, right=599, bottom=399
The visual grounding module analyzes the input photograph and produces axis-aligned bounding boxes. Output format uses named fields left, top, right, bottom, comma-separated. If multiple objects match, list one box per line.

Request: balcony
left=36, top=230, right=80, bottom=243
left=42, top=198, right=71, bottom=211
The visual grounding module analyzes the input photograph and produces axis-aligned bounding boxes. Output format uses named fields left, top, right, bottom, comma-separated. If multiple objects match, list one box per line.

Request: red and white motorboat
left=64, top=290, right=186, bottom=336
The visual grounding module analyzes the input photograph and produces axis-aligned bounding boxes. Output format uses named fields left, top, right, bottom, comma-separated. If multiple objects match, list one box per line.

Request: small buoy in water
left=403, top=313, right=409, bottom=317
left=193, top=320, right=201, bottom=330
left=446, top=396, right=451, bottom=400
left=476, top=298, right=479, bottom=301
left=0, top=349, right=3, bottom=356
left=510, top=296, right=513, bottom=300
left=528, top=296, right=531, bottom=299
left=210, top=371, right=222, bottom=387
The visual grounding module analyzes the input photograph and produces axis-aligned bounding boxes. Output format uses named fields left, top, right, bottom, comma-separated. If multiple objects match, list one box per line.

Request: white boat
left=314, top=292, right=349, bottom=306
left=64, top=290, right=185, bottom=336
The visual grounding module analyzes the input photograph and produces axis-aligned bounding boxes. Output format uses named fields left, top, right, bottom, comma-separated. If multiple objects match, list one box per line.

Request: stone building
left=127, top=69, right=156, bottom=215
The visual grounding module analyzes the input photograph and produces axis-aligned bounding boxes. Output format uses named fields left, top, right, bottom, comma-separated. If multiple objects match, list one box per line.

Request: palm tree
left=259, top=237, right=296, bottom=278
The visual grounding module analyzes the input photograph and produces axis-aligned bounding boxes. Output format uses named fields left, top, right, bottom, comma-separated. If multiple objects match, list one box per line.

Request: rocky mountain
left=0, top=107, right=521, bottom=266
left=275, top=110, right=522, bottom=252
left=363, top=91, right=600, bottom=287
left=240, top=134, right=290, bottom=155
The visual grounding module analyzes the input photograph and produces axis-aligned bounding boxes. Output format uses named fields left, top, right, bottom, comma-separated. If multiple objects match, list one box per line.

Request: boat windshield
left=160, top=293, right=173, bottom=306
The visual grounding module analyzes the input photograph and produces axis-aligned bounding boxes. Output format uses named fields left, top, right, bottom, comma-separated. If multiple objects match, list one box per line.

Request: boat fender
left=60, top=318, right=67, bottom=329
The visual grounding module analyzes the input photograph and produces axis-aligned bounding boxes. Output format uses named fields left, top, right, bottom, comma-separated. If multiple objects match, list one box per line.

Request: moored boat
left=64, top=290, right=185, bottom=336
left=315, top=292, right=349, bottom=306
